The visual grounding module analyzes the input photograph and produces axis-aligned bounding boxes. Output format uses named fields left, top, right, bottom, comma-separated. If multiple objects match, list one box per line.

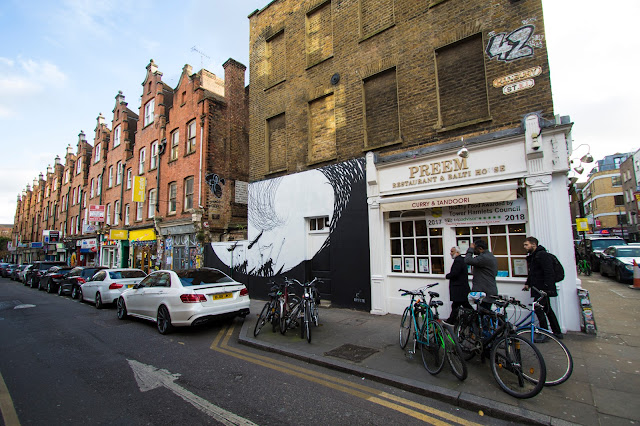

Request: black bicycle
left=254, top=282, right=283, bottom=337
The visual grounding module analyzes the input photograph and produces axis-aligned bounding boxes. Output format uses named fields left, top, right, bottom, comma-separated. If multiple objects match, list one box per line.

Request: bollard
left=630, top=259, right=640, bottom=290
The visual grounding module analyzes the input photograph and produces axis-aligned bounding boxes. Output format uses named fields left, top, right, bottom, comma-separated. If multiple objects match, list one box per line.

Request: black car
left=577, top=236, right=627, bottom=272
left=59, top=266, right=108, bottom=298
left=600, top=245, right=640, bottom=282
left=0, top=263, right=10, bottom=277
left=25, top=261, right=68, bottom=288
left=39, top=266, right=74, bottom=293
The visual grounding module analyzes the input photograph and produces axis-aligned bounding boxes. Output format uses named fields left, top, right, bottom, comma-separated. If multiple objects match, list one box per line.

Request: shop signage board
left=129, top=228, right=156, bottom=241
left=133, top=176, right=146, bottom=202
left=109, top=229, right=128, bottom=240
left=80, top=238, right=97, bottom=253
left=376, top=142, right=527, bottom=196
left=420, top=198, right=528, bottom=226
left=83, top=223, right=99, bottom=234
left=88, top=205, right=105, bottom=222
left=235, top=181, right=249, bottom=204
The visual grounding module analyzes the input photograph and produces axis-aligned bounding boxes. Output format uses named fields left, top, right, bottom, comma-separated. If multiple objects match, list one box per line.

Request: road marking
left=127, top=359, right=257, bottom=426
left=13, top=305, right=35, bottom=309
left=0, top=370, right=20, bottom=426
left=212, top=324, right=480, bottom=426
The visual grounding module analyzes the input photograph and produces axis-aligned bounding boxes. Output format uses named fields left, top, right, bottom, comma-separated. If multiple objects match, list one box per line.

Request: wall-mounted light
left=457, top=137, right=469, bottom=158
left=570, top=143, right=594, bottom=175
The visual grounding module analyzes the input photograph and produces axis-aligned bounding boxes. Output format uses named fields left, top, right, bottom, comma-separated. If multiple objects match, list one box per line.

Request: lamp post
left=618, top=207, right=626, bottom=241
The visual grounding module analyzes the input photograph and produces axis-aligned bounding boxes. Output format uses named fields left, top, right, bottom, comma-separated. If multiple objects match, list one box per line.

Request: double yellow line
left=211, top=323, right=481, bottom=426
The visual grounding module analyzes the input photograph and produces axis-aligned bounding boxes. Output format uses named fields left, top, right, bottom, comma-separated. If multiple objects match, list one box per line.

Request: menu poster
left=404, top=258, right=415, bottom=273
left=392, top=257, right=402, bottom=271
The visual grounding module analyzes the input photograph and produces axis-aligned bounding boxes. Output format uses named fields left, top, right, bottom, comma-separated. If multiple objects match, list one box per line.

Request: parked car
left=11, top=265, right=27, bottom=281
left=600, top=245, right=640, bottom=282
left=79, top=269, right=147, bottom=308
left=0, top=263, right=10, bottom=277
left=19, top=264, right=33, bottom=283
left=58, top=266, right=108, bottom=298
left=577, top=236, right=627, bottom=272
left=25, top=261, right=68, bottom=288
left=3, top=264, right=19, bottom=278
left=116, top=268, right=251, bottom=334
left=39, top=266, right=74, bottom=293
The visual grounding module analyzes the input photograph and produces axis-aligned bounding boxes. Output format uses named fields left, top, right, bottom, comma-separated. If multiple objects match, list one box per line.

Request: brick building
left=209, top=0, right=584, bottom=330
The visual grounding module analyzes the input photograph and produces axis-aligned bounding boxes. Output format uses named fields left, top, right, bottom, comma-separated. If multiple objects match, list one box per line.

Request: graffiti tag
left=486, top=25, right=540, bottom=62
left=205, top=173, right=225, bottom=198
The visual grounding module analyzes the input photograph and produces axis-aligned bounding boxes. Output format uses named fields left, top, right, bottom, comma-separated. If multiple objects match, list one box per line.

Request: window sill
left=167, top=212, right=177, bottom=217
left=306, top=55, right=333, bottom=71
left=149, top=166, right=157, bottom=172
left=184, top=151, right=196, bottom=157
left=168, top=158, right=178, bottom=164
left=362, top=138, right=403, bottom=152
left=143, top=122, right=154, bottom=130
left=264, top=78, right=286, bottom=92
left=434, top=116, right=492, bottom=133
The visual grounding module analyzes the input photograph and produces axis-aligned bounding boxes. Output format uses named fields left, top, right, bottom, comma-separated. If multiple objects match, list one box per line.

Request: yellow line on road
left=211, top=324, right=481, bottom=426
left=0, top=370, right=20, bottom=426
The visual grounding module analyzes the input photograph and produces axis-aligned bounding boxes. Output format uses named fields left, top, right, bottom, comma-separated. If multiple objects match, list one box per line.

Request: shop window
left=359, top=0, right=394, bottom=41
left=454, top=223, right=528, bottom=277
left=390, top=219, right=444, bottom=274
left=306, top=1, right=333, bottom=67
left=363, top=68, right=400, bottom=148
left=435, top=33, right=489, bottom=129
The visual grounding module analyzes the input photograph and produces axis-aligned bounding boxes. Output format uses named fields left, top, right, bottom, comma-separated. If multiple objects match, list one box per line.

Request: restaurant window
left=389, top=215, right=445, bottom=274
left=454, top=223, right=528, bottom=277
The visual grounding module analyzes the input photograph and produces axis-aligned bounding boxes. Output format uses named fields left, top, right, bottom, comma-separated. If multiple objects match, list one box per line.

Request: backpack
left=548, top=253, right=565, bottom=283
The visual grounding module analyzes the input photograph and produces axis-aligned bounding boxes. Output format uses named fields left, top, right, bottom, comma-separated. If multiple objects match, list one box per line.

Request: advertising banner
left=576, top=218, right=589, bottom=232
left=421, top=198, right=528, bottom=226
left=88, top=205, right=105, bottom=222
left=133, top=176, right=146, bottom=203
left=83, top=223, right=99, bottom=234
left=109, top=229, right=128, bottom=240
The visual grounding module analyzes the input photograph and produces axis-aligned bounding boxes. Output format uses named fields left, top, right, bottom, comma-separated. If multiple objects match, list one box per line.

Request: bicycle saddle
left=428, top=291, right=439, bottom=298
left=430, top=300, right=444, bottom=307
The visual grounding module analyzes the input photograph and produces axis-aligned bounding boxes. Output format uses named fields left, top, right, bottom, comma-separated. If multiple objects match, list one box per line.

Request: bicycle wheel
left=420, top=321, right=446, bottom=375
left=517, top=329, right=573, bottom=386
left=399, top=307, right=412, bottom=349
left=305, top=300, right=312, bottom=343
left=254, top=302, right=270, bottom=337
left=443, top=325, right=467, bottom=381
left=279, top=299, right=287, bottom=335
left=490, top=335, right=546, bottom=398
left=454, top=314, right=478, bottom=361
left=585, top=262, right=592, bottom=276
left=271, top=302, right=279, bottom=333
left=311, top=300, right=319, bottom=326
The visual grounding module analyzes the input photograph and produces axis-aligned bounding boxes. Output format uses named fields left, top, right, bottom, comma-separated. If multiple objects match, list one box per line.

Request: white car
left=79, top=268, right=147, bottom=308
left=116, top=268, right=250, bottom=334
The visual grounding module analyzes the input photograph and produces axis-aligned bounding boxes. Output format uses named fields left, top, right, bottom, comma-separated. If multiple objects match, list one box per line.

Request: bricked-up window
left=150, top=141, right=158, bottom=169
left=114, top=200, right=119, bottom=225
left=113, top=125, right=121, bottom=147
left=144, top=99, right=155, bottom=127
left=267, top=113, right=287, bottom=172
left=125, top=204, right=130, bottom=225
left=148, top=189, right=157, bottom=218
left=168, top=182, right=177, bottom=214
left=308, top=93, right=336, bottom=163
left=187, top=121, right=196, bottom=154
left=170, top=130, right=179, bottom=161
left=435, top=34, right=489, bottom=129
left=76, top=157, right=82, bottom=175
left=94, top=144, right=101, bottom=164
left=184, top=177, right=194, bottom=211
left=363, top=68, right=400, bottom=148
left=306, top=1, right=333, bottom=67
left=359, top=0, right=394, bottom=40
left=267, top=30, right=285, bottom=87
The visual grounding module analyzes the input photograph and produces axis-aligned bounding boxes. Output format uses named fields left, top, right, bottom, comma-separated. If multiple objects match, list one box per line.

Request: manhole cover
left=324, top=344, right=378, bottom=362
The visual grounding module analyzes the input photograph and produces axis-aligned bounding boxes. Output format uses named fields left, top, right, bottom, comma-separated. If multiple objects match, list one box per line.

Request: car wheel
left=117, top=298, right=128, bottom=320
left=71, top=286, right=79, bottom=299
left=157, top=305, right=174, bottom=335
left=95, top=293, right=103, bottom=309
left=616, top=268, right=623, bottom=283
left=77, top=288, right=84, bottom=303
left=47, top=281, right=53, bottom=293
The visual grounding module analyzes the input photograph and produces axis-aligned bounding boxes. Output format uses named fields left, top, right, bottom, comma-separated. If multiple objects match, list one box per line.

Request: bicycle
left=455, top=293, right=547, bottom=398
left=509, top=289, right=573, bottom=386
left=577, top=257, right=591, bottom=276
left=399, top=285, right=467, bottom=380
left=278, top=278, right=301, bottom=335
left=290, top=277, right=322, bottom=343
left=254, top=282, right=283, bottom=337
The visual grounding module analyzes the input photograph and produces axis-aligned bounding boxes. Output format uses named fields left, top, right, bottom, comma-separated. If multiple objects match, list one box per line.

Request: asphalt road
left=0, top=277, right=512, bottom=426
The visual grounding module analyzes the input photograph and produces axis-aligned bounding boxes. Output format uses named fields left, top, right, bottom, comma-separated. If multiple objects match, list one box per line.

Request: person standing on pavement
left=444, top=247, right=472, bottom=324
left=522, top=236, right=563, bottom=339
left=464, top=239, right=498, bottom=311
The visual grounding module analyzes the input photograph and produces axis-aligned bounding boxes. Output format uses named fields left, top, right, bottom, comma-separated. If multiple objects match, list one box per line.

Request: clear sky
left=1, top=0, right=638, bottom=224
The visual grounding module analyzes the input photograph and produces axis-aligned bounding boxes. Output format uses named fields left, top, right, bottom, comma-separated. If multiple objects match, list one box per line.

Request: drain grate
left=324, top=344, right=378, bottom=363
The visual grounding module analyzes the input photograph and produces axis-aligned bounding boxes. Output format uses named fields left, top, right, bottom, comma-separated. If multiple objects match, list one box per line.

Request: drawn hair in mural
left=248, top=177, right=287, bottom=232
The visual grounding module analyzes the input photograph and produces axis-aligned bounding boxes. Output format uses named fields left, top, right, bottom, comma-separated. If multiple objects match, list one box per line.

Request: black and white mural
left=205, top=158, right=371, bottom=310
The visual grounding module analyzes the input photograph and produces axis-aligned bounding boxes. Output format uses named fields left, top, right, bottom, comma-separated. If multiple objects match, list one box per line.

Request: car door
left=601, top=248, right=614, bottom=275
left=84, top=271, right=106, bottom=302
left=127, top=274, right=158, bottom=318
left=142, top=272, right=172, bottom=318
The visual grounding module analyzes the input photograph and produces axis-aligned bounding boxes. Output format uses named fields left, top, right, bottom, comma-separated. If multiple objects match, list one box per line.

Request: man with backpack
left=522, top=236, right=563, bottom=339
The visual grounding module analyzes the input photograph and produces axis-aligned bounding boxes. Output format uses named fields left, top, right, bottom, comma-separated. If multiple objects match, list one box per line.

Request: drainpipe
left=198, top=100, right=205, bottom=209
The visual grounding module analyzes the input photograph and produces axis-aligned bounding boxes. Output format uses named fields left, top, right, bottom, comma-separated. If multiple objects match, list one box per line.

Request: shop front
left=158, top=223, right=200, bottom=271
left=129, top=228, right=157, bottom=274
left=79, top=238, right=97, bottom=266
left=100, top=238, right=120, bottom=268
left=366, top=114, right=581, bottom=331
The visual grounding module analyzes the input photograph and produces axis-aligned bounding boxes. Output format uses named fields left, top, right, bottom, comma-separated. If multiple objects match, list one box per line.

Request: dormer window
left=144, top=99, right=155, bottom=127
left=94, top=143, right=101, bottom=164
left=113, top=125, right=121, bottom=147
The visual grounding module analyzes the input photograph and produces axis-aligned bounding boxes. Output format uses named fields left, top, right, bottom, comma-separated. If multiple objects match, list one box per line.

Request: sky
left=0, top=0, right=638, bottom=225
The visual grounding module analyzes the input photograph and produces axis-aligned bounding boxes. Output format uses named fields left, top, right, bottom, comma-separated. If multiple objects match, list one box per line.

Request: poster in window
left=392, top=257, right=402, bottom=271
left=404, top=258, right=415, bottom=273
left=513, top=258, right=528, bottom=276
left=458, top=239, right=470, bottom=252
left=418, top=258, right=429, bottom=273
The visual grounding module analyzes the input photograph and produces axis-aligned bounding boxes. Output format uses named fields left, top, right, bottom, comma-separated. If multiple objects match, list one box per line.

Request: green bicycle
left=577, top=258, right=591, bottom=276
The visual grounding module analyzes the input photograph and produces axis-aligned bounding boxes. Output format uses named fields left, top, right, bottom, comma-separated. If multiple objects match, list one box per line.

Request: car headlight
left=625, top=264, right=634, bottom=271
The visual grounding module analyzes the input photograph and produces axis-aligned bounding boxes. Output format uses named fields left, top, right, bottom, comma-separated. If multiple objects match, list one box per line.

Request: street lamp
left=570, top=143, right=594, bottom=175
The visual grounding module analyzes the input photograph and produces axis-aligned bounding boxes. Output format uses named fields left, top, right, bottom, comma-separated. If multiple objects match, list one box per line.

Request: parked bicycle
left=254, top=282, right=283, bottom=337
left=278, top=278, right=301, bottom=335
left=278, top=277, right=322, bottom=342
left=577, top=257, right=592, bottom=276
left=399, top=285, right=467, bottom=380
left=455, top=292, right=547, bottom=398
left=508, top=289, right=573, bottom=386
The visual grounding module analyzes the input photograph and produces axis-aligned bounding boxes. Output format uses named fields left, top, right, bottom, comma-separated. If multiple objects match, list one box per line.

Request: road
left=0, top=277, right=510, bottom=426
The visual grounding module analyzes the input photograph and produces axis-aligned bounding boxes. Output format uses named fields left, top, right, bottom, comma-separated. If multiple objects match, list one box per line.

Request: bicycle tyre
left=490, top=335, right=546, bottom=398
left=279, top=299, right=287, bottom=335
left=420, top=321, right=446, bottom=375
left=443, top=325, right=468, bottom=381
left=305, top=301, right=312, bottom=343
left=254, top=302, right=270, bottom=337
left=399, top=307, right=412, bottom=349
left=311, top=300, right=319, bottom=326
left=516, top=328, right=573, bottom=386
left=271, top=302, right=279, bottom=333
left=454, top=314, right=478, bottom=361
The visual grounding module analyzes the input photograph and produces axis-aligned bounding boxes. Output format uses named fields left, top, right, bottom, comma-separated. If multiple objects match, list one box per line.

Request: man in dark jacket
left=464, top=239, right=498, bottom=310
left=445, top=247, right=471, bottom=324
left=523, top=236, right=562, bottom=338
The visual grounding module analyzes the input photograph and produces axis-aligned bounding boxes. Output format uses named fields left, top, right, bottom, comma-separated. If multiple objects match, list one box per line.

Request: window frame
left=168, top=182, right=177, bottom=214
left=113, top=124, right=121, bottom=148
left=144, top=99, right=155, bottom=127
left=187, top=121, right=196, bottom=154
left=94, top=144, right=101, bottom=164
left=150, top=141, right=158, bottom=169
left=139, top=147, right=146, bottom=174
left=170, top=130, right=180, bottom=161
left=148, top=188, right=157, bottom=218
left=184, top=177, right=194, bottom=211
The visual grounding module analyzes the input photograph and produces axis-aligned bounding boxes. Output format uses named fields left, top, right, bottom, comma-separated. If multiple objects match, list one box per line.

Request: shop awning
left=379, top=180, right=519, bottom=212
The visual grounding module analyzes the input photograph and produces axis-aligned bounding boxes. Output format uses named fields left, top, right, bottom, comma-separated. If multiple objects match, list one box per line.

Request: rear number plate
left=127, top=284, right=134, bottom=288
left=209, top=292, right=232, bottom=300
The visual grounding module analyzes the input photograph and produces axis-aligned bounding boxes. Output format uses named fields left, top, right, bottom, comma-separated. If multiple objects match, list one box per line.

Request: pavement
left=238, top=274, right=640, bottom=426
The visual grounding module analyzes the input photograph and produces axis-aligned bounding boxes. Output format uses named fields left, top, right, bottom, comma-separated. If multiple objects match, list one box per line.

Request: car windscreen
left=177, top=270, right=235, bottom=287
left=39, top=263, right=64, bottom=270
left=109, top=270, right=146, bottom=279
left=616, top=248, right=640, bottom=257
left=592, top=239, right=625, bottom=251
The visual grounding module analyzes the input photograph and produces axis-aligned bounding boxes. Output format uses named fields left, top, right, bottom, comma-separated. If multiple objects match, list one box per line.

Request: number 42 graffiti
left=486, top=25, right=537, bottom=62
